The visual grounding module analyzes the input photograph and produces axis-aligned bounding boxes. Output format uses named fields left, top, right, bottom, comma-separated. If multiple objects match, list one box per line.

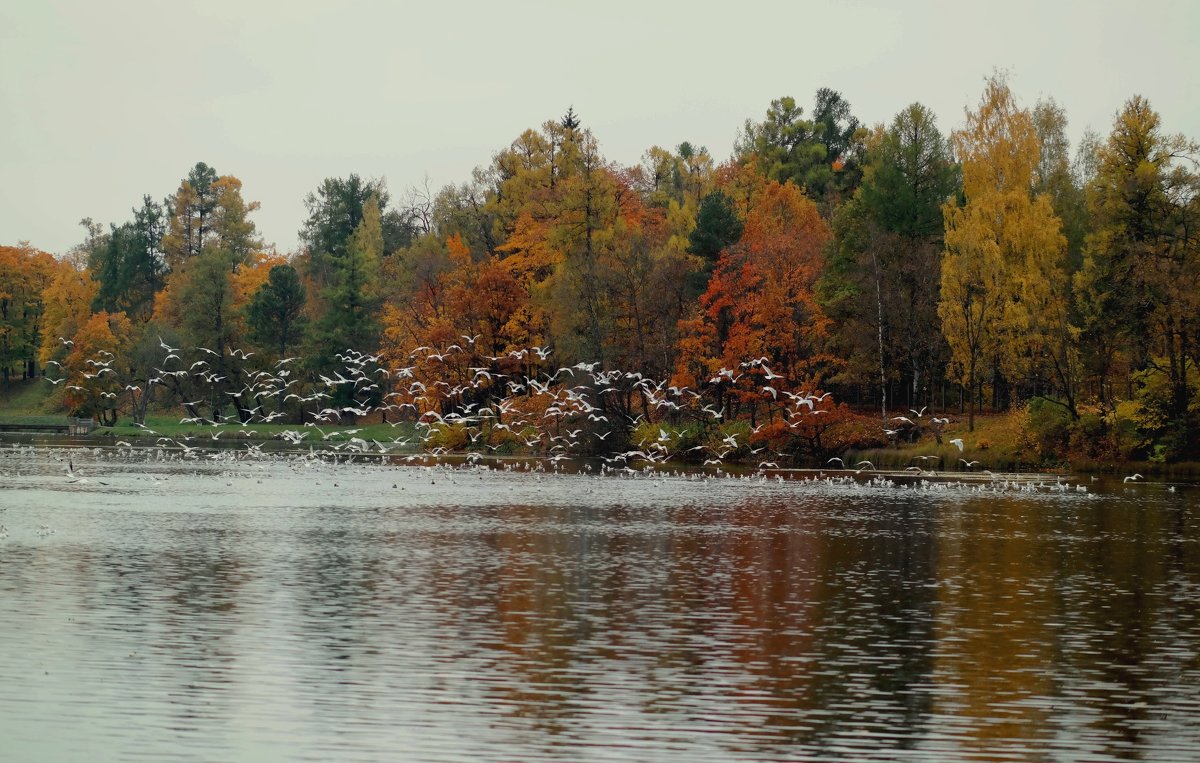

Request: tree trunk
left=871, top=249, right=886, bottom=420
left=967, top=357, right=976, bottom=433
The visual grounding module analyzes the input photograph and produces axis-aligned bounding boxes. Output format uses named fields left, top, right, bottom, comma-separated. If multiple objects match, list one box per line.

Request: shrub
left=1024, top=397, right=1073, bottom=461
left=1109, top=400, right=1149, bottom=460
left=631, top=420, right=704, bottom=460
left=423, top=422, right=469, bottom=451
left=754, top=404, right=887, bottom=464
left=1066, top=403, right=1145, bottom=463
left=1067, top=411, right=1108, bottom=461
left=1129, top=362, right=1200, bottom=462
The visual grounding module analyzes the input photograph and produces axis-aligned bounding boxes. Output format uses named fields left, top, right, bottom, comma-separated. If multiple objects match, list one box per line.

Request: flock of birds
left=3, top=338, right=1180, bottom=545
left=33, top=336, right=1165, bottom=492
left=44, top=337, right=888, bottom=471
left=4, top=438, right=1169, bottom=521
left=3, top=433, right=1134, bottom=545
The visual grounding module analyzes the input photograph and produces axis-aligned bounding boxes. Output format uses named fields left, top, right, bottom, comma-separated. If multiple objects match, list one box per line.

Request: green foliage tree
left=246, top=264, right=307, bottom=357
left=313, top=195, right=384, bottom=364
left=1076, top=95, right=1200, bottom=454
left=860, top=104, right=959, bottom=238
left=688, top=191, right=744, bottom=263
left=301, top=175, right=383, bottom=263
left=301, top=174, right=416, bottom=281
left=179, top=249, right=238, bottom=356
left=737, top=87, right=865, bottom=211
left=824, top=103, right=958, bottom=414
left=90, top=196, right=167, bottom=321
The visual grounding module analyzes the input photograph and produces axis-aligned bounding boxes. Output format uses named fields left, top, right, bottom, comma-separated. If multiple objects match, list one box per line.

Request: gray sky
left=3, top=0, right=1197, bottom=256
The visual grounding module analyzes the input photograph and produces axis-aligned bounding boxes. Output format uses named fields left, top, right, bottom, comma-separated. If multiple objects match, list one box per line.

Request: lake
left=1, top=444, right=1198, bottom=761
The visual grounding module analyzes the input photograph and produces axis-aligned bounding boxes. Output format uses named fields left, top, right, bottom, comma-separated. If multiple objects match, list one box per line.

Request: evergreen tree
left=737, top=88, right=865, bottom=211
left=688, top=191, right=744, bottom=264
left=246, top=264, right=307, bottom=357
left=312, top=196, right=383, bottom=365
left=90, top=196, right=166, bottom=321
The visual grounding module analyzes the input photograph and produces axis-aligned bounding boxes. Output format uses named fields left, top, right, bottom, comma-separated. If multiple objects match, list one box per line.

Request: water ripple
left=0, top=447, right=1197, bottom=761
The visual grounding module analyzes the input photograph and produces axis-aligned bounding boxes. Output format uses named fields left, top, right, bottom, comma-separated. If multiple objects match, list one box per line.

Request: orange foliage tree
left=675, top=169, right=836, bottom=423
left=380, top=233, right=529, bottom=420
left=59, top=311, right=132, bottom=424
left=38, top=253, right=98, bottom=370
left=0, top=244, right=57, bottom=383
left=751, top=398, right=888, bottom=462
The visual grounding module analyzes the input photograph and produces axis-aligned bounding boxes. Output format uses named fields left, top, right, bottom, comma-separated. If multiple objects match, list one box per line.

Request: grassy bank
left=844, top=410, right=1045, bottom=474
left=839, top=409, right=1200, bottom=478
left=0, top=378, right=59, bottom=424
left=96, top=415, right=418, bottom=445
left=1, top=382, right=417, bottom=445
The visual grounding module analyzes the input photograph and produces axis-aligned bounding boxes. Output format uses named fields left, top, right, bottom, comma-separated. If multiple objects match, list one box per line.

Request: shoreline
left=3, top=429, right=1195, bottom=482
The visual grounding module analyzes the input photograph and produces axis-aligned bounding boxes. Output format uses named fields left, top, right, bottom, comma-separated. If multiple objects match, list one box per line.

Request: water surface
left=1, top=445, right=1198, bottom=761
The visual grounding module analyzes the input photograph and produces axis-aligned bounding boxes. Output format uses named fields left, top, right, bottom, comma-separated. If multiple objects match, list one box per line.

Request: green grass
left=96, top=414, right=418, bottom=445
left=0, top=379, right=421, bottom=447
left=0, top=378, right=59, bottom=422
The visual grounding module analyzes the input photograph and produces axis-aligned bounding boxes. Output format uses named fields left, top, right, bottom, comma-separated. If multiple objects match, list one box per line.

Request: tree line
left=1, top=75, right=1196, bottom=463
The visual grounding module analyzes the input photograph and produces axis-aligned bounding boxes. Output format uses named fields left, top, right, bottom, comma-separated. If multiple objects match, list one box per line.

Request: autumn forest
left=2, top=75, right=1198, bottom=466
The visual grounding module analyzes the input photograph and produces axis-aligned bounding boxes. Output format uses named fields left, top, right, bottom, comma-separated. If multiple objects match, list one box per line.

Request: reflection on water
left=1, top=446, right=1198, bottom=761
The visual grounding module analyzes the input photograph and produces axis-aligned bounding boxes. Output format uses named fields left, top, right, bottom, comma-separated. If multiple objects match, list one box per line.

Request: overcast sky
left=3, top=0, right=1197, bottom=256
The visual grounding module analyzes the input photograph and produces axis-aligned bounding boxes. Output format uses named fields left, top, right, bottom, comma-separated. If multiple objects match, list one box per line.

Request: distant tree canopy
left=736, top=88, right=866, bottom=210
left=11, top=86, right=1200, bottom=462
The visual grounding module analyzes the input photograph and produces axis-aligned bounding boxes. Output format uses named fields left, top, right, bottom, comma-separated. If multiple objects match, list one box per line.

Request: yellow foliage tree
left=0, top=244, right=57, bottom=382
left=38, top=255, right=98, bottom=368
left=939, top=75, right=1069, bottom=430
